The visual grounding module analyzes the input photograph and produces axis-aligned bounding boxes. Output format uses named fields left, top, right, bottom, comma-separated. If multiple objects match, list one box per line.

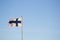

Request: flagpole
left=21, top=25, right=23, bottom=40
left=21, top=16, right=23, bottom=40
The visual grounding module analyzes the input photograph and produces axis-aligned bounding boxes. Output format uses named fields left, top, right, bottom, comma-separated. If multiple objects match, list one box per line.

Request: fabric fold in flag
left=8, top=17, right=23, bottom=27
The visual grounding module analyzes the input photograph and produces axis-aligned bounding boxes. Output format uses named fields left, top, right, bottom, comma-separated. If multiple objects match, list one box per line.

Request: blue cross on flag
left=8, top=17, right=23, bottom=27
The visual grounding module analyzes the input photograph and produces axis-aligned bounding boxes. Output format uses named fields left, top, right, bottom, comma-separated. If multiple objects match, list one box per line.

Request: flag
left=8, top=17, right=23, bottom=27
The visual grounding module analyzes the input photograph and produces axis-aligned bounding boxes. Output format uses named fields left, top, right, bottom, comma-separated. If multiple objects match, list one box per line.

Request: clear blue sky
left=0, top=0, right=60, bottom=40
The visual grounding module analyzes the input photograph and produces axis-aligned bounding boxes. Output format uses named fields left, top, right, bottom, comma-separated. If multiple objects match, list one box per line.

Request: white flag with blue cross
left=8, top=17, right=23, bottom=27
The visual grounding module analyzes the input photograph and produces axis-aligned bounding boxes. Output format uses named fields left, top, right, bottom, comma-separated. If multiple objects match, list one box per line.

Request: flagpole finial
left=21, top=16, right=23, bottom=20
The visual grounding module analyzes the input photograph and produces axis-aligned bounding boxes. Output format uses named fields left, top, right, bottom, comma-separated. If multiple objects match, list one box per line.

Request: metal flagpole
left=21, top=16, right=23, bottom=40
left=21, top=25, right=23, bottom=40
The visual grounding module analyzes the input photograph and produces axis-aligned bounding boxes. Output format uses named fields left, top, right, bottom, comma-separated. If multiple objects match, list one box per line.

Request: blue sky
left=0, top=0, right=60, bottom=40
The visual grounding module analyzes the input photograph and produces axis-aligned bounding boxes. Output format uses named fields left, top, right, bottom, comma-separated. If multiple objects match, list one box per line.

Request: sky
left=0, top=0, right=60, bottom=40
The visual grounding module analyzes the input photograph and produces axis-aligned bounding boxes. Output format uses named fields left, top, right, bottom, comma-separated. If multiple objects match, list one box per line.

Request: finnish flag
left=8, top=17, right=23, bottom=27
